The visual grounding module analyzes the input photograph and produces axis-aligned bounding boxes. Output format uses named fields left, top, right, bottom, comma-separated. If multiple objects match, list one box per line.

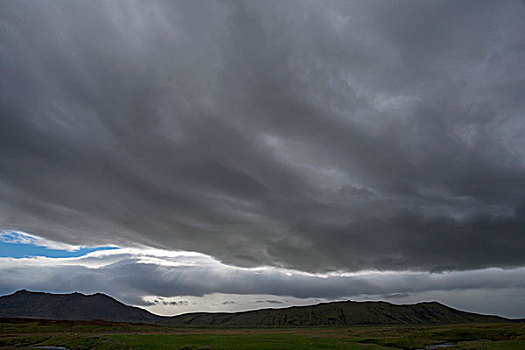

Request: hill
left=0, top=290, right=162, bottom=323
left=167, top=300, right=510, bottom=327
left=0, top=290, right=512, bottom=326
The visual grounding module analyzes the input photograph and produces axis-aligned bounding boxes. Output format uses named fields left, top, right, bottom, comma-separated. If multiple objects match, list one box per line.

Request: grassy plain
left=0, top=318, right=523, bottom=349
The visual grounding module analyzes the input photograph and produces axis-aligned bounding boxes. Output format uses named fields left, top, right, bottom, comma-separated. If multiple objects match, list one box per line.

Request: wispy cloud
left=0, top=231, right=117, bottom=258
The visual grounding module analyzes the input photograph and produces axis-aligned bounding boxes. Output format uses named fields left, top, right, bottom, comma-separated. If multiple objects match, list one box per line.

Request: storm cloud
left=1, top=0, right=525, bottom=275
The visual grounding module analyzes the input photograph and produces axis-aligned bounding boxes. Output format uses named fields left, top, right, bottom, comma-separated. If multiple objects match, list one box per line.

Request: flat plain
left=0, top=319, right=524, bottom=349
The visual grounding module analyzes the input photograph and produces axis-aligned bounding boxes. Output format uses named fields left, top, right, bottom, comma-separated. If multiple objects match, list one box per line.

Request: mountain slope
left=0, top=290, right=162, bottom=323
left=0, top=290, right=512, bottom=326
left=167, top=300, right=510, bottom=327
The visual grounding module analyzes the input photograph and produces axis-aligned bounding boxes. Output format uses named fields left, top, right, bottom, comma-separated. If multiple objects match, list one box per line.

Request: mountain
left=0, top=290, right=162, bottom=323
left=0, top=290, right=512, bottom=326
left=167, top=300, right=510, bottom=327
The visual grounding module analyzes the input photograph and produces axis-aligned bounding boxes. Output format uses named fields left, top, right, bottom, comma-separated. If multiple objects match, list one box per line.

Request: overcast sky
left=1, top=0, right=525, bottom=318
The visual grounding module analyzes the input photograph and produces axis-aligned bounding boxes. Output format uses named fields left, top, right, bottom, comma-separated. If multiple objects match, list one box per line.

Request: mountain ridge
left=0, top=290, right=515, bottom=326
left=0, top=289, right=161, bottom=323
left=165, top=299, right=511, bottom=327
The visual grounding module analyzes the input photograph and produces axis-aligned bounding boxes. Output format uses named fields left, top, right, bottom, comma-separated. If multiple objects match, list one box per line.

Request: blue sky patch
left=0, top=231, right=118, bottom=258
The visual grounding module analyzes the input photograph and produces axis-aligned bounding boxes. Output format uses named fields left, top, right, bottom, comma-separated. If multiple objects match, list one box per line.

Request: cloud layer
left=1, top=0, right=525, bottom=275
left=1, top=246, right=525, bottom=317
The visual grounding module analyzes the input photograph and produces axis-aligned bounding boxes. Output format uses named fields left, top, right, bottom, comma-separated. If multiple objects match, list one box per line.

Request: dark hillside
left=167, top=300, right=510, bottom=327
left=0, top=290, right=513, bottom=326
left=0, top=290, right=162, bottom=323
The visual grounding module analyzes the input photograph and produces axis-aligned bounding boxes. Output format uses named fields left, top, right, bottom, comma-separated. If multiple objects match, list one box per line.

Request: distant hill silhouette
left=0, top=290, right=161, bottom=323
left=0, top=290, right=512, bottom=326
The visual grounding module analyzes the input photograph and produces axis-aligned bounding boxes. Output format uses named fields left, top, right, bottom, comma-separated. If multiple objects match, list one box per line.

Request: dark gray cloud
left=1, top=0, right=525, bottom=272
left=155, top=299, right=189, bottom=306
left=255, top=300, right=283, bottom=304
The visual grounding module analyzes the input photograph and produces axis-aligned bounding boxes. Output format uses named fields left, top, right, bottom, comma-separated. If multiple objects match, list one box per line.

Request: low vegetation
left=0, top=318, right=524, bottom=349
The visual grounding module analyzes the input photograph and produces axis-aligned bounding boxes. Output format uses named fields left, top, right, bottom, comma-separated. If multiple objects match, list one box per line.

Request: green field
left=0, top=319, right=524, bottom=349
